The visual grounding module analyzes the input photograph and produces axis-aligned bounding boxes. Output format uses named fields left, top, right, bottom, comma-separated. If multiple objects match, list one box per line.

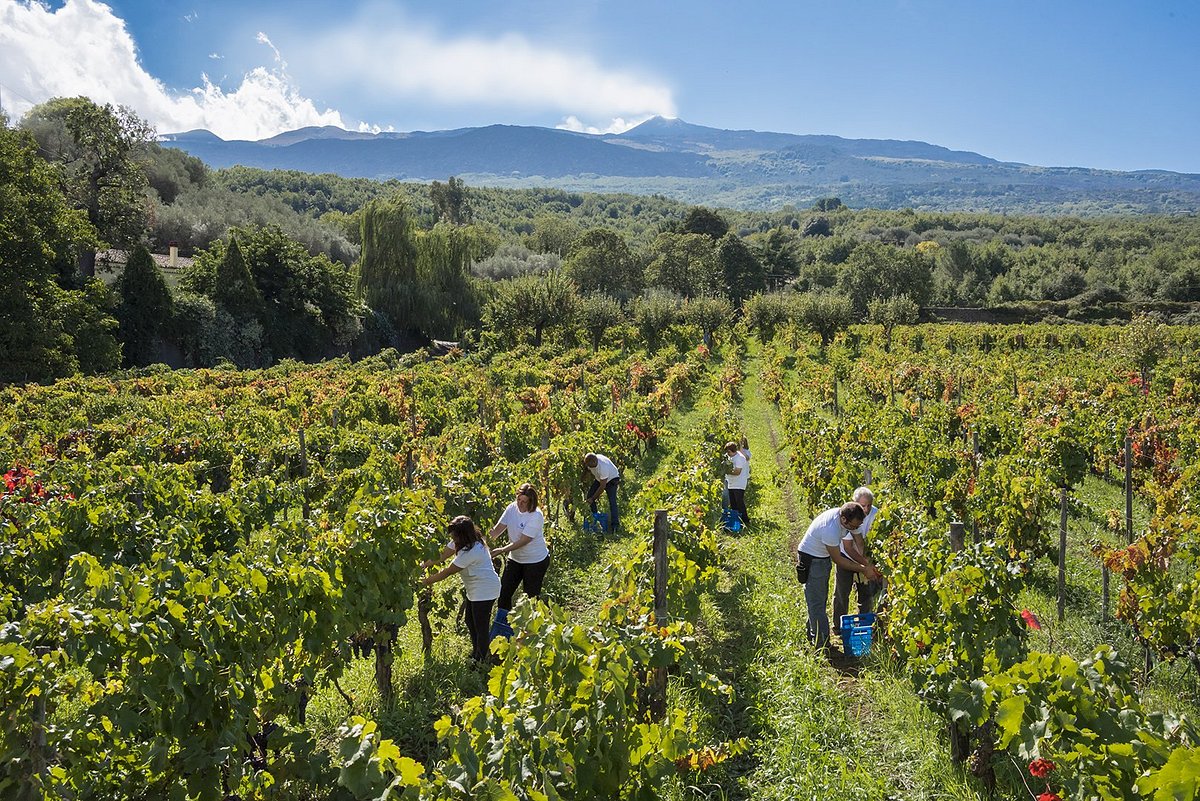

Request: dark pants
left=589, top=477, right=621, bottom=533
left=832, top=564, right=878, bottom=632
left=498, top=555, right=551, bottom=610
left=464, top=597, right=495, bottom=663
left=728, top=488, right=749, bottom=525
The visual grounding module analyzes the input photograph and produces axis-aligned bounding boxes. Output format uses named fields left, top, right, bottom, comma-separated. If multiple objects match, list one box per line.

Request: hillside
left=160, top=117, right=1200, bottom=214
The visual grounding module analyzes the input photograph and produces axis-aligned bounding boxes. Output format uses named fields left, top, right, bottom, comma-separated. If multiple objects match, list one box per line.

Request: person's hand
left=865, top=566, right=883, bottom=583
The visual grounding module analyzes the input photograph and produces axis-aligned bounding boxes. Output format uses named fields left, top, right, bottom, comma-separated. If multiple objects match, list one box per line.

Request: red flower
left=1029, top=758, right=1055, bottom=778
left=1037, top=793, right=1061, bottom=801
left=1021, top=609, right=1042, bottom=630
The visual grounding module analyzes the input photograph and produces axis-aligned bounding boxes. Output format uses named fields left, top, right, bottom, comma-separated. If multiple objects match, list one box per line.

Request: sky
left=1, top=0, right=1198, bottom=172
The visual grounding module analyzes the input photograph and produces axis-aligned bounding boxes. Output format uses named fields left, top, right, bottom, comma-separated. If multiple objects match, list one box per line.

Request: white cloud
left=356, top=121, right=395, bottom=134
left=306, top=8, right=676, bottom=122
left=0, top=0, right=365, bottom=140
left=184, top=10, right=197, bottom=23
left=208, top=53, right=223, bottom=60
left=557, top=114, right=655, bottom=135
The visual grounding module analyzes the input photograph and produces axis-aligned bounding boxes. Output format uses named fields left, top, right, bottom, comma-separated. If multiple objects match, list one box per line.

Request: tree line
left=3, top=96, right=1199, bottom=384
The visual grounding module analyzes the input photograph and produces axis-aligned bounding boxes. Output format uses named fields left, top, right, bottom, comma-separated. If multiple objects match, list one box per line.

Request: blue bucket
left=721, top=508, right=743, bottom=532
left=489, top=607, right=514, bottom=640
left=583, top=511, right=609, bottom=535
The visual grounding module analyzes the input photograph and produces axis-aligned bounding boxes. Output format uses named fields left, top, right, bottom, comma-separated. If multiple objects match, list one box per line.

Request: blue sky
left=2, top=0, right=1198, bottom=172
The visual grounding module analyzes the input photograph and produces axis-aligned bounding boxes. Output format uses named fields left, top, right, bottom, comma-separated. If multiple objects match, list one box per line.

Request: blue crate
left=583, top=512, right=609, bottom=535
left=840, top=612, right=877, bottom=630
left=839, top=613, right=876, bottom=657
left=844, top=626, right=873, bottom=656
left=721, top=508, right=743, bottom=532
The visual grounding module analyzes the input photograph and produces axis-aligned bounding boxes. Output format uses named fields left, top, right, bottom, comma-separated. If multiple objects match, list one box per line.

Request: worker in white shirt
left=583, top=452, right=621, bottom=535
left=796, top=502, right=883, bottom=649
left=724, top=441, right=750, bottom=528
left=833, top=487, right=882, bottom=634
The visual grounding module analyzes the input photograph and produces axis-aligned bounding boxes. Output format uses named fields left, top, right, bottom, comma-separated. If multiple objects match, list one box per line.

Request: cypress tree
left=116, top=245, right=172, bottom=365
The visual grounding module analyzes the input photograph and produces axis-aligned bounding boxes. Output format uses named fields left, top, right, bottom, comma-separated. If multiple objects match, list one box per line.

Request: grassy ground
left=664, top=349, right=986, bottom=801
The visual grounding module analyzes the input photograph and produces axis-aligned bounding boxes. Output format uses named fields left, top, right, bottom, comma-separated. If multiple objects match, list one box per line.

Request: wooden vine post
left=406, top=400, right=417, bottom=489
left=1058, top=488, right=1068, bottom=622
left=648, top=510, right=670, bottom=720
left=418, top=591, right=433, bottom=659
left=299, top=427, right=310, bottom=519
left=1124, top=435, right=1134, bottom=544
left=971, top=429, right=980, bottom=541
left=1101, top=563, right=1111, bottom=623
left=948, top=521, right=965, bottom=553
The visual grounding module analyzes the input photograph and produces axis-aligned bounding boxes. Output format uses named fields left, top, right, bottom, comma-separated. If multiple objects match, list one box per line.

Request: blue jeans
left=803, top=556, right=833, bottom=647
left=589, top=477, right=620, bottom=533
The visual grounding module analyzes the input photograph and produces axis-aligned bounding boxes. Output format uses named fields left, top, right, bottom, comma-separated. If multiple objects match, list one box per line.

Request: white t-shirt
left=449, top=541, right=501, bottom=602
left=798, top=507, right=850, bottom=558
left=840, top=505, right=879, bottom=559
left=726, top=452, right=749, bottom=490
left=498, top=502, right=549, bottom=564
left=588, top=455, right=620, bottom=482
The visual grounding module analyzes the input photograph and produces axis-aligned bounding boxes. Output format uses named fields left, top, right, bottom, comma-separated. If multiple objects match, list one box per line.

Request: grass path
left=697, top=349, right=985, bottom=800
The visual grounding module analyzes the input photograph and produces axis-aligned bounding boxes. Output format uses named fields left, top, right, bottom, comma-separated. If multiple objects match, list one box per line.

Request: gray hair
left=853, top=486, right=875, bottom=505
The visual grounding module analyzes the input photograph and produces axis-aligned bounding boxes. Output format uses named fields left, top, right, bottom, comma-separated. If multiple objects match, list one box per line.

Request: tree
left=0, top=125, right=120, bottom=382
left=213, top=237, right=262, bottom=320
left=836, top=241, right=933, bottom=314
left=184, top=225, right=361, bottom=360
left=577, top=293, right=624, bottom=350
left=144, top=143, right=208, bottom=204
left=813, top=197, right=844, bottom=212
left=680, top=295, right=733, bottom=346
left=717, top=233, right=765, bottom=305
left=681, top=207, right=729, bottom=240
left=524, top=215, right=581, bottom=257
left=484, top=271, right=578, bottom=347
left=357, top=195, right=421, bottom=334
left=795, top=293, right=855, bottom=347
left=743, top=293, right=794, bottom=343
left=866, top=294, right=920, bottom=352
left=565, top=228, right=641, bottom=297
left=116, top=245, right=173, bottom=365
left=630, top=291, right=680, bottom=351
left=430, top=176, right=472, bottom=225
left=21, top=97, right=153, bottom=279
left=1119, top=313, right=1170, bottom=387
left=646, top=232, right=718, bottom=299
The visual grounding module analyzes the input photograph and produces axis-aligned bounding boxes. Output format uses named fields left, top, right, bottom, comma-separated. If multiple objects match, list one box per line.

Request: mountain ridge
left=159, top=117, right=1200, bottom=214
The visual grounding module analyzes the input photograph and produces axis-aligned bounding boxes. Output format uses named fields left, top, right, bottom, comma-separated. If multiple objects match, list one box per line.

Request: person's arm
left=422, top=562, right=462, bottom=586
left=827, top=543, right=881, bottom=581
left=494, top=533, right=533, bottom=556
left=421, top=545, right=455, bottom=570
left=488, top=521, right=508, bottom=542
left=587, top=477, right=608, bottom=502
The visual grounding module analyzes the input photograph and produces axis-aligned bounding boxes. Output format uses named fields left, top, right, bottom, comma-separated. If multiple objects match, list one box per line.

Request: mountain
left=160, top=117, right=1200, bottom=213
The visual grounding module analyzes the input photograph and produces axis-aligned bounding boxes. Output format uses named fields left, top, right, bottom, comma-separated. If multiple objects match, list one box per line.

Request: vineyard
left=2, top=319, right=1200, bottom=800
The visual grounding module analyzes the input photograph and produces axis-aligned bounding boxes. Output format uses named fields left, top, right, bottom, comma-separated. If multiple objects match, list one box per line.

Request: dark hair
left=584, top=453, right=598, bottom=467
left=724, top=441, right=738, bottom=453
left=517, top=483, right=539, bottom=510
left=447, top=515, right=484, bottom=552
left=838, top=502, right=866, bottom=527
